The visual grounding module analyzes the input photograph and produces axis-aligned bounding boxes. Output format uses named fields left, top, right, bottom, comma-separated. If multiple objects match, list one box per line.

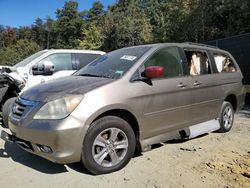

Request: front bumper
left=6, top=115, right=86, bottom=164
left=1, top=130, right=14, bottom=143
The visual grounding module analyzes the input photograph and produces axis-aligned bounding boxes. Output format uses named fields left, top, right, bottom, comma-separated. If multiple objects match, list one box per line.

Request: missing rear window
left=213, top=54, right=237, bottom=73
left=184, top=50, right=211, bottom=76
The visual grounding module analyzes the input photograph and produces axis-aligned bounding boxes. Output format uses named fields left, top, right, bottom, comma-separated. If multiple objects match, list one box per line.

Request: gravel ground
left=0, top=114, right=249, bottom=188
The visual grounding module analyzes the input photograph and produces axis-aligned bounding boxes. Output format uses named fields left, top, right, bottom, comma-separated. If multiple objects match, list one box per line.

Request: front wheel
left=82, top=116, right=136, bottom=175
left=2, top=97, right=17, bottom=128
left=218, top=101, right=234, bottom=133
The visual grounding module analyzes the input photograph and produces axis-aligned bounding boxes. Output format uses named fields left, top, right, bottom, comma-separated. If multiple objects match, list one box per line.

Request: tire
left=82, top=116, right=136, bottom=175
left=2, top=97, right=16, bottom=128
left=218, top=101, right=234, bottom=133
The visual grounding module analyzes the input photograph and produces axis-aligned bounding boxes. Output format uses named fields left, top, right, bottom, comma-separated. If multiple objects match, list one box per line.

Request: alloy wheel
left=92, top=128, right=128, bottom=167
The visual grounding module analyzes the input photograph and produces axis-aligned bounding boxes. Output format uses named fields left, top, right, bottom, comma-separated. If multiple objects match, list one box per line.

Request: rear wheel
left=218, top=101, right=234, bottom=133
left=2, top=97, right=16, bottom=128
left=82, top=116, right=136, bottom=175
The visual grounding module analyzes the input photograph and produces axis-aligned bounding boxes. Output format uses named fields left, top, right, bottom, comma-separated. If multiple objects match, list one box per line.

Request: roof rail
left=183, top=42, right=219, bottom=49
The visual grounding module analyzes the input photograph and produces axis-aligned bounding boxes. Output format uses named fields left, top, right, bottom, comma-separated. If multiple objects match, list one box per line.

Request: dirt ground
left=0, top=114, right=249, bottom=188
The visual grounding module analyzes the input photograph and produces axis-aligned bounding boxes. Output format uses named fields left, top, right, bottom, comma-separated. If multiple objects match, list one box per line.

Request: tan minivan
left=1, top=43, right=245, bottom=174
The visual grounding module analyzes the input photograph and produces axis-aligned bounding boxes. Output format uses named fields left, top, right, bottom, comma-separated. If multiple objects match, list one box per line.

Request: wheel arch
left=91, top=109, right=142, bottom=152
left=224, top=94, right=237, bottom=111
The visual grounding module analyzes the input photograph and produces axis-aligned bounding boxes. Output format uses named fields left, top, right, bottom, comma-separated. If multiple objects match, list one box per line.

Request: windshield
left=14, top=50, right=47, bottom=68
left=75, top=46, right=151, bottom=79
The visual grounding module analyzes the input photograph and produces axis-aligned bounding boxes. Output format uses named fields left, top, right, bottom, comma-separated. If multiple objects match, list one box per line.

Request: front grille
left=12, top=98, right=38, bottom=119
left=13, top=100, right=26, bottom=117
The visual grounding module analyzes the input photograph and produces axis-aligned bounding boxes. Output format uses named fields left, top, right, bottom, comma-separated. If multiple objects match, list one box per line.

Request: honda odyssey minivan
left=1, top=43, right=245, bottom=174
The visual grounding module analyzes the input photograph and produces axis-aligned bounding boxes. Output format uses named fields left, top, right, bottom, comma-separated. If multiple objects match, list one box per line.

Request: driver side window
left=36, top=53, right=72, bottom=73
left=144, top=47, right=183, bottom=78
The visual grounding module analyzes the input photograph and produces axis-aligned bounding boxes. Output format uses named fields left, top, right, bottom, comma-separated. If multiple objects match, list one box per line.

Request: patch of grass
left=244, top=85, right=250, bottom=93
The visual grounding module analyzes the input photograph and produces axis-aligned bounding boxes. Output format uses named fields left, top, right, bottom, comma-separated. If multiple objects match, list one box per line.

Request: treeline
left=0, top=0, right=250, bottom=65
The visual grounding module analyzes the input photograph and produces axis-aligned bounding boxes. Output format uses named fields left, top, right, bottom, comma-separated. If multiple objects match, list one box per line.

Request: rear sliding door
left=182, top=48, right=222, bottom=124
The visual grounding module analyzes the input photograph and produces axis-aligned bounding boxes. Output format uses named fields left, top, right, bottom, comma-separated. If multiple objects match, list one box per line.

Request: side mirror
left=143, top=66, right=164, bottom=79
left=32, top=61, right=55, bottom=76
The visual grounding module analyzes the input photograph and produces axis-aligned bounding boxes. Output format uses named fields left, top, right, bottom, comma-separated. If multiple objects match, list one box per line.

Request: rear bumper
left=7, top=115, right=86, bottom=164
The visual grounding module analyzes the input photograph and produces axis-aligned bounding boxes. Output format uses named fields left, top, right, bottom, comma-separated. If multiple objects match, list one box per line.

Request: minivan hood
left=20, top=76, right=113, bottom=102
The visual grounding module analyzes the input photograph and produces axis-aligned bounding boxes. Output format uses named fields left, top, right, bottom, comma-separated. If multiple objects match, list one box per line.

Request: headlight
left=34, top=95, right=83, bottom=119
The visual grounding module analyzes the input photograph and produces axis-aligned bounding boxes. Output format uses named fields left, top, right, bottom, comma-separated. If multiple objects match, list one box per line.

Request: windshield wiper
left=78, top=73, right=112, bottom=79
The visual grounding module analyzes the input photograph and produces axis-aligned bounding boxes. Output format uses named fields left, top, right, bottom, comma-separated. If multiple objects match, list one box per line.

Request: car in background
left=2, top=49, right=105, bottom=91
left=0, top=49, right=105, bottom=127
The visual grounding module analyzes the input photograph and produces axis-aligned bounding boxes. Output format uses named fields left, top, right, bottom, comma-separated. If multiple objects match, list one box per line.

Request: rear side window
left=144, top=47, right=183, bottom=78
left=72, top=53, right=102, bottom=70
left=185, top=50, right=211, bottom=76
left=213, top=53, right=237, bottom=73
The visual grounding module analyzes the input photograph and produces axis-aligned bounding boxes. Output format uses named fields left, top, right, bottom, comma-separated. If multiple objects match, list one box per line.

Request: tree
left=77, top=1, right=106, bottom=50
left=102, top=1, right=153, bottom=51
left=79, top=23, right=103, bottom=50
left=209, top=0, right=250, bottom=37
left=0, top=25, right=5, bottom=48
left=54, top=1, right=85, bottom=48
left=137, top=0, right=167, bottom=42
left=44, top=17, right=57, bottom=49
left=0, top=39, right=41, bottom=65
left=18, top=26, right=34, bottom=41
left=83, top=1, right=105, bottom=24
left=31, top=18, right=46, bottom=48
left=1, top=0, right=250, bottom=53
left=0, top=26, right=17, bottom=47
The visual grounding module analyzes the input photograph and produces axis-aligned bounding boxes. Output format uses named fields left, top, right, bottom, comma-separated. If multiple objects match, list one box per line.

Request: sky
left=0, top=0, right=116, bottom=27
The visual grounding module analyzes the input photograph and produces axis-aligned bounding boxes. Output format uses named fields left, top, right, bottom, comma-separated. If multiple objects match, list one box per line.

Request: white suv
left=0, top=49, right=105, bottom=127
left=9, top=49, right=105, bottom=91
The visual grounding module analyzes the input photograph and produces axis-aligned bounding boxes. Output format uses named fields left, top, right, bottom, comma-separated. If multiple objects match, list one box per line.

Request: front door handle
left=193, top=81, right=201, bottom=87
left=178, top=83, right=187, bottom=88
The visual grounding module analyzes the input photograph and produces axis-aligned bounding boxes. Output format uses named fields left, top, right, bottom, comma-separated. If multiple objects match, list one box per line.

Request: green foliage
left=0, top=27, right=17, bottom=47
left=102, top=1, right=153, bottom=51
left=0, top=39, right=41, bottom=66
left=206, top=0, right=250, bottom=36
left=160, top=0, right=250, bottom=42
left=78, top=0, right=106, bottom=50
left=83, top=0, right=105, bottom=24
left=137, top=0, right=167, bottom=42
left=54, top=1, right=85, bottom=48
left=18, top=26, right=34, bottom=41
left=0, top=0, right=250, bottom=65
left=31, top=18, right=46, bottom=47
left=44, top=17, right=57, bottom=49
left=79, top=23, right=103, bottom=50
